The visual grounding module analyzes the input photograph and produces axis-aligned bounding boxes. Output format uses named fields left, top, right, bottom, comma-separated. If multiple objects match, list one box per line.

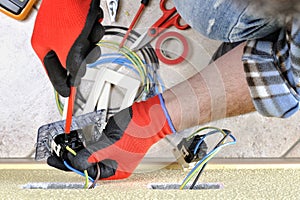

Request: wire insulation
left=63, top=160, right=95, bottom=183
left=83, top=170, right=89, bottom=189
left=158, top=93, right=176, bottom=133
left=55, top=26, right=164, bottom=114
left=179, top=127, right=236, bottom=190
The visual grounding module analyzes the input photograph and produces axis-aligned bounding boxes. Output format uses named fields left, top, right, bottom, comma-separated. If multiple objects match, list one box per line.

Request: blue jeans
left=173, top=0, right=284, bottom=42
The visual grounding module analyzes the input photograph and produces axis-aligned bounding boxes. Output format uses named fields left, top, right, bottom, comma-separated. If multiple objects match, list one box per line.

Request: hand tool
left=35, top=108, right=106, bottom=161
left=0, top=0, right=36, bottom=20
left=34, top=85, right=104, bottom=161
left=130, top=0, right=189, bottom=51
left=107, top=0, right=119, bottom=23
left=65, top=86, right=76, bottom=135
left=119, top=0, right=150, bottom=48
left=62, top=86, right=85, bottom=158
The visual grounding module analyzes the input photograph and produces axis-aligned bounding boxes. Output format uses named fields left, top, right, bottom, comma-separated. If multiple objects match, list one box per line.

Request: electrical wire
left=189, top=131, right=231, bottom=189
left=66, top=146, right=77, bottom=156
left=189, top=162, right=207, bottom=189
left=87, top=52, right=165, bottom=101
left=96, top=40, right=160, bottom=98
left=55, top=26, right=164, bottom=115
left=63, top=160, right=95, bottom=183
left=158, top=93, right=176, bottom=133
left=55, top=91, right=64, bottom=115
left=64, top=146, right=98, bottom=189
left=180, top=128, right=235, bottom=189
left=53, top=26, right=162, bottom=188
left=88, top=163, right=100, bottom=189
left=83, top=170, right=89, bottom=189
left=179, top=127, right=236, bottom=190
left=193, top=136, right=206, bottom=155
left=100, top=26, right=163, bottom=97
left=87, top=49, right=149, bottom=97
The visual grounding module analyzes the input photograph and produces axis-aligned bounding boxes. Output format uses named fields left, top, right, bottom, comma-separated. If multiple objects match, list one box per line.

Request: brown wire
left=89, top=163, right=101, bottom=189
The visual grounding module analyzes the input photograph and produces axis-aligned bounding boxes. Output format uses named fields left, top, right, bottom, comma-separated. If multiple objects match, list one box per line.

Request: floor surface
left=1, top=164, right=299, bottom=200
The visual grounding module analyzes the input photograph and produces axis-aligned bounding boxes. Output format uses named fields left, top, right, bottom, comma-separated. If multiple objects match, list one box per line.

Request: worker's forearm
left=163, top=42, right=255, bottom=131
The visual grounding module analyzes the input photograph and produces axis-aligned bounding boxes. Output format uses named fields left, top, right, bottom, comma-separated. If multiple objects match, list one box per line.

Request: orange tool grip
left=0, top=0, right=36, bottom=20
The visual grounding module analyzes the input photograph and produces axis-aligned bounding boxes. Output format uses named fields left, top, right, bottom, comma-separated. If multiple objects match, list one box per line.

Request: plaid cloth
left=242, top=17, right=300, bottom=118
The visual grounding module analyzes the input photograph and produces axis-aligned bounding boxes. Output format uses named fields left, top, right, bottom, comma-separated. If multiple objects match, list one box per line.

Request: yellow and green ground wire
left=179, top=127, right=236, bottom=190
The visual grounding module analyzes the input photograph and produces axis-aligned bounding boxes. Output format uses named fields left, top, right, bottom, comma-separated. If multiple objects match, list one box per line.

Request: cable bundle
left=52, top=27, right=236, bottom=190
left=179, top=127, right=236, bottom=190
left=54, top=26, right=165, bottom=188
left=55, top=26, right=165, bottom=115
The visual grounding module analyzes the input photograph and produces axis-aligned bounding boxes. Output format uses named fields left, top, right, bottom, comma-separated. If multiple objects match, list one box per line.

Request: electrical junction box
left=0, top=0, right=36, bottom=20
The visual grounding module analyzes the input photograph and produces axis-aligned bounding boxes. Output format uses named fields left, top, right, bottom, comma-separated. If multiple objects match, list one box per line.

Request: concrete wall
left=0, top=10, right=59, bottom=157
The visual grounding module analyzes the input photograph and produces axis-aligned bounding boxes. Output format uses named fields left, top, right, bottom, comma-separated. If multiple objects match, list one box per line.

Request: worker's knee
left=173, top=0, right=284, bottom=42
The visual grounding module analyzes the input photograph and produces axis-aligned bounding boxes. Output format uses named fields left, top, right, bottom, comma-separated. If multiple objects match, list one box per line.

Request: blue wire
left=158, top=93, right=176, bottom=133
left=88, top=53, right=132, bottom=66
left=181, top=133, right=236, bottom=187
left=63, top=160, right=95, bottom=183
left=88, top=57, right=148, bottom=89
left=93, top=53, right=161, bottom=85
left=156, top=74, right=166, bottom=92
left=99, top=53, right=138, bottom=67
left=101, top=53, right=124, bottom=57
left=192, top=130, right=226, bottom=155
left=193, top=136, right=206, bottom=155
left=91, top=58, right=140, bottom=75
left=87, top=53, right=165, bottom=97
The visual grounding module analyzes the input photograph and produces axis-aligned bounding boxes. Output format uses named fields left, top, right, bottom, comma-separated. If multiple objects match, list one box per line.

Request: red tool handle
left=119, top=0, right=150, bottom=48
left=65, top=86, right=76, bottom=134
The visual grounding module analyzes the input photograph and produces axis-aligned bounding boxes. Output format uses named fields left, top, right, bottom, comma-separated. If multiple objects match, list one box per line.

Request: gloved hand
left=47, top=95, right=176, bottom=180
left=31, top=0, right=105, bottom=97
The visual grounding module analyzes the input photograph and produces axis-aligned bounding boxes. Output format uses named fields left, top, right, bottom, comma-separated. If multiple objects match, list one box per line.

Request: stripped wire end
left=64, top=146, right=99, bottom=189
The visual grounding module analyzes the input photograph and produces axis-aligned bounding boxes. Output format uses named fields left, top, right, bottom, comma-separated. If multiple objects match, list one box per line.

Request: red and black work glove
left=31, top=0, right=105, bottom=97
left=47, top=95, right=176, bottom=180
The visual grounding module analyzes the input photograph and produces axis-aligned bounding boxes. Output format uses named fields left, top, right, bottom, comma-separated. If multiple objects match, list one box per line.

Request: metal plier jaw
left=107, top=0, right=119, bottom=23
